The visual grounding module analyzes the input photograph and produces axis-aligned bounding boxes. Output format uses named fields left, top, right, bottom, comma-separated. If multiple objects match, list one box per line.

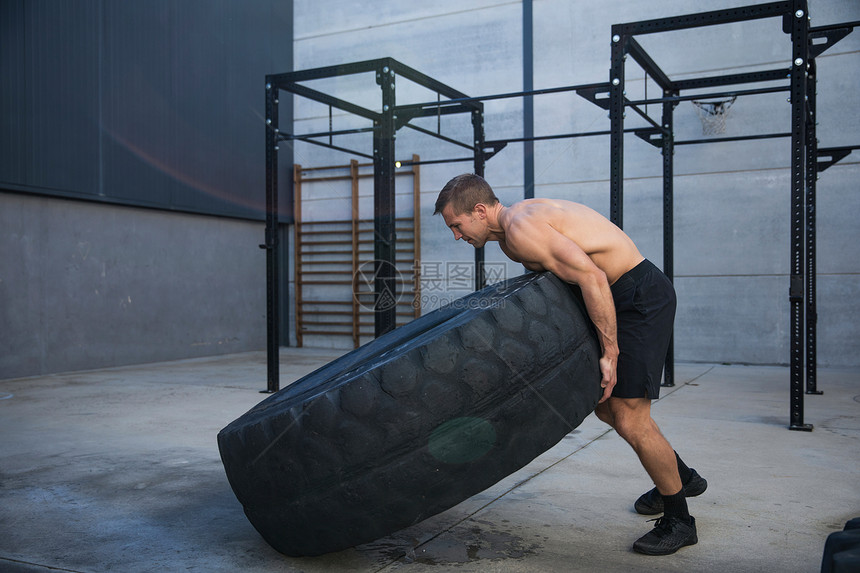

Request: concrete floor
left=1, top=349, right=858, bottom=573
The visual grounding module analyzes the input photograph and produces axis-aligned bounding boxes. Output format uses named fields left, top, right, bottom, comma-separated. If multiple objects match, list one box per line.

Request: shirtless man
left=435, top=173, right=706, bottom=555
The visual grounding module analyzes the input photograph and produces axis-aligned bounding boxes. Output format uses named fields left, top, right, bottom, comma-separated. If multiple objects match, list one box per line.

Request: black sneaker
left=632, top=515, right=698, bottom=555
left=634, top=469, right=708, bottom=515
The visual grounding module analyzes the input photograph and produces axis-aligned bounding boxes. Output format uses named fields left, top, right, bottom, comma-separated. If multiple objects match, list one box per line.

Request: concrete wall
left=0, top=193, right=266, bottom=379
left=291, top=0, right=860, bottom=366
left=0, top=0, right=291, bottom=379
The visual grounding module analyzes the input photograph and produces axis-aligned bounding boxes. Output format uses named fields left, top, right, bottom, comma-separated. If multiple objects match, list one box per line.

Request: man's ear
left=473, top=203, right=488, bottom=219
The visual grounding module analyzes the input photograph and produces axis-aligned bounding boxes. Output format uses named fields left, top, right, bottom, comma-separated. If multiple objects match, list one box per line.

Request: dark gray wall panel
left=1, top=0, right=293, bottom=220
left=0, top=1, right=27, bottom=184
left=0, top=0, right=101, bottom=195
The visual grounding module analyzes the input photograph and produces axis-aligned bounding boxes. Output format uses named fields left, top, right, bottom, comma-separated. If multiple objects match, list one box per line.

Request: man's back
left=498, top=198, right=643, bottom=284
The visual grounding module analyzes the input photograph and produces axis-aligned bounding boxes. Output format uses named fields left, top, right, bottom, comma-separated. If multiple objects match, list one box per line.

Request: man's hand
left=598, top=354, right=617, bottom=403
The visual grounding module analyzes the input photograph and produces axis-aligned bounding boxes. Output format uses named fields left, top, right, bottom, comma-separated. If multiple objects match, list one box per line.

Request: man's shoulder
left=512, top=197, right=586, bottom=214
left=506, top=199, right=590, bottom=227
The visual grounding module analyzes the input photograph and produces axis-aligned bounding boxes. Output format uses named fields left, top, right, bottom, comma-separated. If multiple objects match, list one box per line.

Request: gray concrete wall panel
left=0, top=194, right=266, bottom=379
left=675, top=275, right=788, bottom=365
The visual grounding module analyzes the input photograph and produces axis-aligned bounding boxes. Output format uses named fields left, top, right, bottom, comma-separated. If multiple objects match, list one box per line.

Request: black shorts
left=610, top=259, right=676, bottom=400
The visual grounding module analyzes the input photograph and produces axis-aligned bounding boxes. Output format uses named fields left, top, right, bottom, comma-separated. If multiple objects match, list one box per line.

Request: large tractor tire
left=218, top=272, right=601, bottom=556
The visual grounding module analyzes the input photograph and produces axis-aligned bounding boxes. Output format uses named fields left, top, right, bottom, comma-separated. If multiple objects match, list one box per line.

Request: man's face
left=441, top=203, right=487, bottom=248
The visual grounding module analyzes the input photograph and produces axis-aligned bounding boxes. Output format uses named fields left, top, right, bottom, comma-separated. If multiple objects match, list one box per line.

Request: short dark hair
left=434, top=174, right=499, bottom=216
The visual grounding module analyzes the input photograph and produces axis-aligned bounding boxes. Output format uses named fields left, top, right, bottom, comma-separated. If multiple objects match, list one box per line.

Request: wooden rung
left=300, top=310, right=356, bottom=316
left=299, top=250, right=352, bottom=256
left=300, top=330, right=355, bottom=336
left=299, top=218, right=357, bottom=226
left=299, top=239, right=354, bottom=246
left=298, top=229, right=352, bottom=237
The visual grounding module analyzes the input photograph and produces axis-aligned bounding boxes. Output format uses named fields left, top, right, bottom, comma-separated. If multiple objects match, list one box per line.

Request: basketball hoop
left=691, top=96, right=737, bottom=135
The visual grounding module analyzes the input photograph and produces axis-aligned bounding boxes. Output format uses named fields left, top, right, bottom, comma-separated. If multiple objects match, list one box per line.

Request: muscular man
left=435, top=173, right=706, bottom=556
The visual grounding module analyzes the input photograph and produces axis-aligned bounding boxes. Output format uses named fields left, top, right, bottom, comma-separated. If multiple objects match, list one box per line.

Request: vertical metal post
left=805, top=58, right=821, bottom=396
left=609, top=28, right=626, bottom=228
left=788, top=1, right=812, bottom=431
left=263, top=78, right=280, bottom=393
left=293, top=164, right=304, bottom=348
left=350, top=159, right=361, bottom=348
left=523, top=0, right=535, bottom=201
left=473, top=108, right=487, bottom=291
left=411, top=154, right=423, bottom=318
left=661, top=93, right=676, bottom=388
left=373, top=63, right=397, bottom=337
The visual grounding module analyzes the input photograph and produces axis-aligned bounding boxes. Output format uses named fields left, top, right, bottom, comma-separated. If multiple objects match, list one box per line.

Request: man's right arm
left=504, top=219, right=619, bottom=402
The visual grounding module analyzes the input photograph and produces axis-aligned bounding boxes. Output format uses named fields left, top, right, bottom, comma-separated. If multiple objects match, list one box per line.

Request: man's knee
left=594, top=402, right=614, bottom=426
left=603, top=398, right=654, bottom=444
left=613, top=416, right=649, bottom=445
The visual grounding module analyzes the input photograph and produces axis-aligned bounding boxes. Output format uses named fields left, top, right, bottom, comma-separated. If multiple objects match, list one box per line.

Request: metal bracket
left=789, top=274, right=804, bottom=302
left=576, top=85, right=612, bottom=110
left=259, top=227, right=277, bottom=250
left=394, top=107, right=423, bottom=130
left=809, top=25, right=854, bottom=59
left=481, top=141, right=509, bottom=162
left=634, top=128, right=664, bottom=148
left=817, top=146, right=856, bottom=172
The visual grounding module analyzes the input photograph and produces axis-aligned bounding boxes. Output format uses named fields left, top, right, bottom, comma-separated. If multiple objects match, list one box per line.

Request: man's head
left=434, top=173, right=499, bottom=217
left=435, top=174, right=500, bottom=248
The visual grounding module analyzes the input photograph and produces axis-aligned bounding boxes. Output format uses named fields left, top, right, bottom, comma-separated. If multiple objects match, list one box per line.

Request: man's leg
left=595, top=397, right=697, bottom=555
left=597, top=397, right=681, bottom=496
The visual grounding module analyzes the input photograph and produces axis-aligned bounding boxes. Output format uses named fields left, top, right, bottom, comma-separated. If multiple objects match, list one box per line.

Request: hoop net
left=691, top=96, right=737, bottom=135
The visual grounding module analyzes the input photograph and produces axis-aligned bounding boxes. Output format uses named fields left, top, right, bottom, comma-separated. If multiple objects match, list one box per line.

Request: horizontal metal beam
left=389, top=59, right=476, bottom=104
left=627, top=99, right=665, bottom=131
left=279, top=126, right=377, bottom=140
left=289, top=135, right=374, bottom=159
left=267, top=58, right=389, bottom=84
left=672, top=68, right=791, bottom=91
left=396, top=82, right=610, bottom=115
left=675, top=132, right=791, bottom=146
left=809, top=20, right=860, bottom=34
left=281, top=81, right=381, bottom=122
left=401, top=122, right=475, bottom=151
left=485, top=126, right=662, bottom=146
left=614, top=1, right=791, bottom=35
left=395, top=156, right=474, bottom=167
left=626, top=84, right=790, bottom=106
left=627, top=37, right=674, bottom=91
left=393, top=103, right=476, bottom=123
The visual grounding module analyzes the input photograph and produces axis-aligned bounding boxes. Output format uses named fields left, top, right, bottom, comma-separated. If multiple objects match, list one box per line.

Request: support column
left=805, top=58, right=821, bottom=396
left=523, top=0, right=535, bottom=201
left=263, top=79, right=280, bottom=393
left=473, top=108, right=487, bottom=290
left=661, top=93, right=676, bottom=388
left=788, top=1, right=812, bottom=431
left=373, top=64, right=397, bottom=337
left=609, top=28, right=626, bottom=228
